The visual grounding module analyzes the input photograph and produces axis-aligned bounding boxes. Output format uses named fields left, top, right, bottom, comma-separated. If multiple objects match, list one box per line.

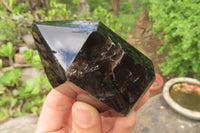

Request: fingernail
left=73, top=103, right=95, bottom=129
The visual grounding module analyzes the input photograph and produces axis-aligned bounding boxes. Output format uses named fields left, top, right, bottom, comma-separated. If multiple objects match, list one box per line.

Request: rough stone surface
left=19, top=46, right=29, bottom=53
left=22, top=34, right=36, bottom=49
left=21, top=67, right=43, bottom=81
left=14, top=53, right=25, bottom=64
left=0, top=114, right=38, bottom=133
left=32, top=20, right=155, bottom=115
left=133, top=94, right=200, bottom=133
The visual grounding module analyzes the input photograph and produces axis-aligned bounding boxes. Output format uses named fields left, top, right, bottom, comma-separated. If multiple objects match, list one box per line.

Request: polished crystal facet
left=32, top=20, right=155, bottom=115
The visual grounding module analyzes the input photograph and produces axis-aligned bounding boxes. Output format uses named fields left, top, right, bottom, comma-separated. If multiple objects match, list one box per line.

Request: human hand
left=35, top=82, right=150, bottom=133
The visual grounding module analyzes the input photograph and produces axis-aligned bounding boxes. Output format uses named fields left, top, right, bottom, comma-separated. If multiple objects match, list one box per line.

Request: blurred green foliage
left=149, top=0, right=200, bottom=79
left=37, top=1, right=132, bottom=39
left=0, top=42, right=15, bottom=66
left=92, top=6, right=130, bottom=39
left=0, top=69, right=21, bottom=87
left=38, top=0, right=74, bottom=21
left=0, top=75, right=51, bottom=120
left=0, top=2, right=32, bottom=43
left=0, top=0, right=144, bottom=120
left=23, top=49, right=43, bottom=69
left=0, top=42, right=16, bottom=60
left=0, top=42, right=51, bottom=120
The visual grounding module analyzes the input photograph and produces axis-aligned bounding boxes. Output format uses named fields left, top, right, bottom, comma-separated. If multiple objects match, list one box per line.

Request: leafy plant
left=12, top=3, right=28, bottom=14
left=0, top=1, right=31, bottom=44
left=0, top=42, right=15, bottom=58
left=0, top=42, right=16, bottom=67
left=37, top=0, right=73, bottom=21
left=149, top=0, right=200, bottom=79
left=23, top=49, right=43, bottom=69
left=92, top=6, right=130, bottom=39
left=88, top=0, right=110, bottom=12
left=23, top=49, right=35, bottom=63
left=73, top=0, right=80, bottom=5
left=0, top=75, right=51, bottom=120
left=0, top=47, right=51, bottom=120
left=31, top=55, right=43, bottom=69
left=93, top=6, right=120, bottom=32
left=0, top=69, right=21, bottom=87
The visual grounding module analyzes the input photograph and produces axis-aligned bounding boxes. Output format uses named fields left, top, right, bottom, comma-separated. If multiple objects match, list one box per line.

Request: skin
left=35, top=82, right=150, bottom=133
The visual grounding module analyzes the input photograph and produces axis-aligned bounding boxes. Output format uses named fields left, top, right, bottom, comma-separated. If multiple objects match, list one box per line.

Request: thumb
left=72, top=102, right=102, bottom=133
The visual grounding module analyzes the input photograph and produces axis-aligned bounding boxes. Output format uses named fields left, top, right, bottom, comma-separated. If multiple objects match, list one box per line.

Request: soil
left=127, top=11, right=174, bottom=82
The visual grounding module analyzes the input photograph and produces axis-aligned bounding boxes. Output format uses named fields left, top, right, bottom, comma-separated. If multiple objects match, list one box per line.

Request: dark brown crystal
left=32, top=20, right=155, bottom=116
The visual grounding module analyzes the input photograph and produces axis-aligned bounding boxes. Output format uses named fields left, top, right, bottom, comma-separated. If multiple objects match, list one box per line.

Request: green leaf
left=31, top=85, right=40, bottom=95
left=33, top=96, right=42, bottom=105
left=32, top=55, right=43, bottom=69
left=14, top=69, right=21, bottom=78
left=0, top=87, right=6, bottom=94
left=12, top=112, right=19, bottom=118
left=0, top=69, right=21, bottom=87
left=24, top=80, right=34, bottom=93
left=0, top=59, right=2, bottom=70
left=7, top=42, right=16, bottom=58
left=25, top=102, right=32, bottom=110
left=10, top=98, right=17, bottom=107
left=0, top=42, right=15, bottom=58
left=73, top=0, right=80, bottom=5
left=23, top=49, right=36, bottom=63
left=0, top=108, right=9, bottom=120
left=31, top=106, right=38, bottom=114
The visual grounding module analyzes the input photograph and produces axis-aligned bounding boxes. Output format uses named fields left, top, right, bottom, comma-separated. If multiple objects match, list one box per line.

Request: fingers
left=113, top=111, right=136, bottom=133
left=101, top=116, right=116, bottom=133
left=55, top=82, right=78, bottom=99
left=35, top=89, right=74, bottom=133
left=72, top=102, right=102, bottom=133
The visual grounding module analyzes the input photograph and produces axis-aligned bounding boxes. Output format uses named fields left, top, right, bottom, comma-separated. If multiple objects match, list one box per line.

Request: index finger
left=35, top=83, right=75, bottom=133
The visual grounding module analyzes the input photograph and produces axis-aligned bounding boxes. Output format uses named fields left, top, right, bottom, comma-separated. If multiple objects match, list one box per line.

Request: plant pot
left=163, top=77, right=200, bottom=120
left=149, top=73, right=164, bottom=97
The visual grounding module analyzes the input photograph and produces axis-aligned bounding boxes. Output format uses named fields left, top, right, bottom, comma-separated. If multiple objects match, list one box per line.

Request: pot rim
left=150, top=73, right=164, bottom=90
left=163, top=77, right=200, bottom=120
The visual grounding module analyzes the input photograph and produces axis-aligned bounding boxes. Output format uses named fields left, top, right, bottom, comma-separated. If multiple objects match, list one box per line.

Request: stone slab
left=0, top=114, right=38, bottom=133
left=21, top=67, right=43, bottom=81
left=22, top=34, right=36, bottom=49
left=133, top=94, right=200, bottom=133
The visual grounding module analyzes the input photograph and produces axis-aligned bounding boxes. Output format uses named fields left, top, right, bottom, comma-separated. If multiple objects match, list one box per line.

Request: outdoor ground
left=1, top=94, right=199, bottom=133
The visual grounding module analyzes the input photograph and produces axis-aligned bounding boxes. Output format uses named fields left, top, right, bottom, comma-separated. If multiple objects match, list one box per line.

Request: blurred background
left=0, top=0, right=199, bottom=126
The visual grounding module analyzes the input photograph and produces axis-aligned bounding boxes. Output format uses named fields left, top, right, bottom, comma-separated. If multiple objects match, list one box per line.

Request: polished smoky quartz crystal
left=32, top=20, right=155, bottom=116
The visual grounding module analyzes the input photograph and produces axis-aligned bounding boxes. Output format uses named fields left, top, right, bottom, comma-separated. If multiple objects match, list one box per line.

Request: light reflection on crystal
left=37, top=25, right=93, bottom=70
left=32, top=20, right=155, bottom=115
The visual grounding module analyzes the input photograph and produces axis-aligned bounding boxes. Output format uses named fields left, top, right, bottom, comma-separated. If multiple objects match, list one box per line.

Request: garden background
left=0, top=0, right=200, bottom=122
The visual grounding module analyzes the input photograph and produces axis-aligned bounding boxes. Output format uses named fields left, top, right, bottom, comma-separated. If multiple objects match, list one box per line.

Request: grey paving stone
left=133, top=94, right=200, bottom=133
left=0, top=114, right=38, bottom=133
left=21, top=67, right=43, bottom=81
left=22, top=34, right=36, bottom=49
